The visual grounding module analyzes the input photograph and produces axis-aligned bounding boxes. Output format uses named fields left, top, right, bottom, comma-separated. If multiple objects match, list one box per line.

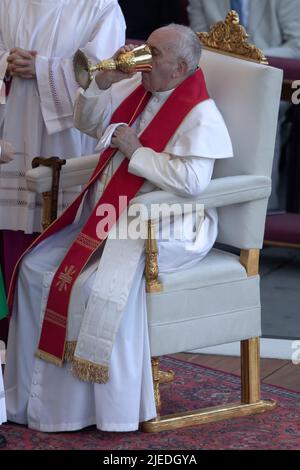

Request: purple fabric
left=2, top=230, right=38, bottom=290
left=0, top=230, right=38, bottom=343
left=267, top=57, right=300, bottom=81
left=265, top=213, right=300, bottom=245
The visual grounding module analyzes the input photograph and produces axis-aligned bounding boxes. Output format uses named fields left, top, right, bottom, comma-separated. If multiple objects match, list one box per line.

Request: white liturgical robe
left=0, top=0, right=125, bottom=233
left=4, top=73, right=233, bottom=432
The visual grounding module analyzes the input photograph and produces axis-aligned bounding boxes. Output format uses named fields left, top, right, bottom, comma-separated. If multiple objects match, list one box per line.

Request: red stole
left=8, top=69, right=209, bottom=366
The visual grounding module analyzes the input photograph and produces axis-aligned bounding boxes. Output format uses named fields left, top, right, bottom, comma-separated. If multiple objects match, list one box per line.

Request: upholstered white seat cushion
left=147, top=248, right=260, bottom=356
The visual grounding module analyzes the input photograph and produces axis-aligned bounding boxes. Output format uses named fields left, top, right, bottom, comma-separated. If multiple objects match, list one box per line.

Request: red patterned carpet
left=1, top=357, right=300, bottom=450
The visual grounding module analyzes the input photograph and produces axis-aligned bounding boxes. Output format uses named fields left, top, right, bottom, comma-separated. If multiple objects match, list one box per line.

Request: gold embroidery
left=64, top=341, right=77, bottom=362
left=56, top=265, right=76, bottom=292
left=75, top=233, right=99, bottom=251
left=72, top=356, right=109, bottom=384
left=36, top=349, right=63, bottom=367
left=44, top=308, right=67, bottom=327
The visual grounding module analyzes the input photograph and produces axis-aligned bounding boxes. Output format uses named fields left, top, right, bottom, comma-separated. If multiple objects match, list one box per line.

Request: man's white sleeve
left=73, top=81, right=112, bottom=139
left=129, top=149, right=215, bottom=198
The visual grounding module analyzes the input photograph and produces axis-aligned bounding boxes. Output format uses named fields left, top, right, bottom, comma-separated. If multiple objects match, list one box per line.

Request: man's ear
left=172, top=59, right=188, bottom=79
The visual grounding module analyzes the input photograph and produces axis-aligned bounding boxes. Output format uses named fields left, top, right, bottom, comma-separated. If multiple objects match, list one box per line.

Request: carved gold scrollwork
left=151, top=357, right=161, bottom=413
left=198, top=10, right=268, bottom=64
left=145, top=220, right=163, bottom=294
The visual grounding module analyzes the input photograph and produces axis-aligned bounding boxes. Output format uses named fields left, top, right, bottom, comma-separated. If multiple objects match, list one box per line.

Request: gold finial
left=198, top=10, right=268, bottom=64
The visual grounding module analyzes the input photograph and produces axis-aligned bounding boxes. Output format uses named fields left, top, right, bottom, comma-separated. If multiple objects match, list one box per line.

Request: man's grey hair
left=167, top=24, right=202, bottom=73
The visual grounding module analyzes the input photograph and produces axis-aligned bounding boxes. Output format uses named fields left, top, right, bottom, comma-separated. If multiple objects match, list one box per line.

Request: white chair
left=26, top=12, right=283, bottom=432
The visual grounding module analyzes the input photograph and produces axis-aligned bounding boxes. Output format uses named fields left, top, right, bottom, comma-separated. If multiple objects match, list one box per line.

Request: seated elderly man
left=4, top=24, right=233, bottom=433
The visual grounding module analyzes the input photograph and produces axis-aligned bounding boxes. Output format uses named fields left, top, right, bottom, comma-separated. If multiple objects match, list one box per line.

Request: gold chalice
left=73, top=44, right=152, bottom=90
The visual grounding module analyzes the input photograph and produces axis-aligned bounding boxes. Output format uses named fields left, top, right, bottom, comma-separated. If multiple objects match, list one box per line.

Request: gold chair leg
left=142, top=399, right=276, bottom=433
left=151, top=357, right=161, bottom=413
left=158, top=369, right=175, bottom=384
left=145, top=220, right=163, bottom=294
left=241, top=337, right=260, bottom=403
left=143, top=342, right=276, bottom=433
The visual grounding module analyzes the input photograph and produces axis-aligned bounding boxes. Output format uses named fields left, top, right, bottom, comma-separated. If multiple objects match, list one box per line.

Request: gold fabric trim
left=36, top=349, right=63, bottom=367
left=44, top=308, right=67, bottom=327
left=64, top=341, right=77, bottom=362
left=76, top=233, right=99, bottom=251
left=56, top=265, right=77, bottom=293
left=72, top=356, right=109, bottom=384
left=198, top=10, right=268, bottom=64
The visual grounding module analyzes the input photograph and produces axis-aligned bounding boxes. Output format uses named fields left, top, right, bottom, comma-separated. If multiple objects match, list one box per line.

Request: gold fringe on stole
left=64, top=341, right=77, bottom=362
left=72, top=356, right=109, bottom=384
left=36, top=349, right=63, bottom=367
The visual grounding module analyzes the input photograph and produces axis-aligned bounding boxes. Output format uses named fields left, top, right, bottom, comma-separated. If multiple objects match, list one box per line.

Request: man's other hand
left=111, top=125, right=142, bottom=159
left=95, top=44, right=136, bottom=90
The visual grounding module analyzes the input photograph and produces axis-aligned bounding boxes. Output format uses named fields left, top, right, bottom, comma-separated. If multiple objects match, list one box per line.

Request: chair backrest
left=199, top=48, right=283, bottom=249
left=200, top=50, right=283, bottom=179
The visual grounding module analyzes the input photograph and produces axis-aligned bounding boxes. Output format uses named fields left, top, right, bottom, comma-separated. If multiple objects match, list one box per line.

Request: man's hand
left=7, top=48, right=37, bottom=79
left=111, top=125, right=142, bottom=159
left=95, top=44, right=136, bottom=90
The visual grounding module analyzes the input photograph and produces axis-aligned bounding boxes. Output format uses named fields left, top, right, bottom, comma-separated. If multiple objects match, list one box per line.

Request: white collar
left=151, top=88, right=174, bottom=101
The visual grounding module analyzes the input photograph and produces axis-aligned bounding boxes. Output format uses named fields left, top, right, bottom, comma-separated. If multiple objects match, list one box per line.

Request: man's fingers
left=10, top=67, right=35, bottom=78
left=125, top=44, right=136, bottom=51
left=7, top=52, right=31, bottom=64
left=110, top=135, right=119, bottom=148
left=11, top=73, right=35, bottom=79
left=12, top=66, right=32, bottom=73
left=112, top=43, right=135, bottom=60
left=9, top=47, right=33, bottom=59
left=9, top=57, right=30, bottom=67
left=112, top=125, right=127, bottom=138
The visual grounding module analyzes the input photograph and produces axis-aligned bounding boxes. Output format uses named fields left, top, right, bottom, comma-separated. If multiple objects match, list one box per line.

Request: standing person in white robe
left=0, top=353, right=6, bottom=448
left=0, top=141, right=14, bottom=448
left=0, top=0, right=126, bottom=296
left=4, top=24, right=233, bottom=432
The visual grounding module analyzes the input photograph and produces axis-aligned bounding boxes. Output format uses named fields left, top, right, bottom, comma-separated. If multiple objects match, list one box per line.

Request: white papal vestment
left=4, top=74, right=233, bottom=432
left=0, top=0, right=125, bottom=233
